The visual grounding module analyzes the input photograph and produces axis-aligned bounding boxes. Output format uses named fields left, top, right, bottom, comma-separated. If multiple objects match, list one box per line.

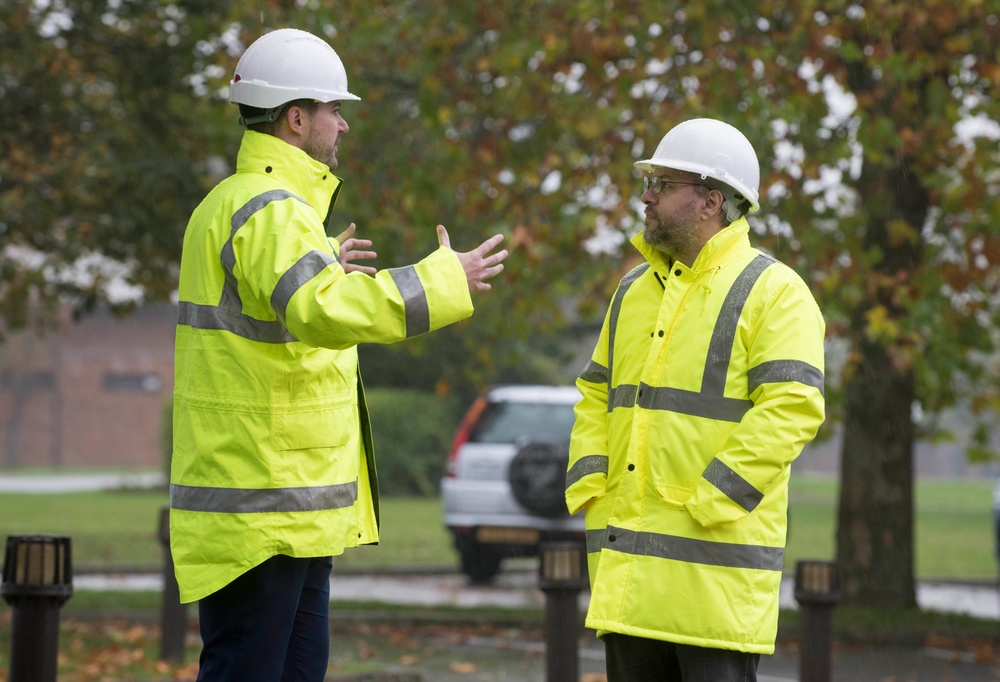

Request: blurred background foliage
left=3, top=0, right=999, bottom=608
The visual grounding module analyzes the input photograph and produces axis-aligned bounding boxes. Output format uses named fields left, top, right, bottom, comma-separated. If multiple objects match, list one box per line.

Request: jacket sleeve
left=685, top=275, right=826, bottom=528
left=566, top=309, right=612, bottom=517
left=234, top=197, right=473, bottom=350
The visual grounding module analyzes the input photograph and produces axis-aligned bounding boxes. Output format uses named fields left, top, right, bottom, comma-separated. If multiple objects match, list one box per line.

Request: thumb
left=436, top=224, right=451, bottom=249
left=335, top=222, right=356, bottom=244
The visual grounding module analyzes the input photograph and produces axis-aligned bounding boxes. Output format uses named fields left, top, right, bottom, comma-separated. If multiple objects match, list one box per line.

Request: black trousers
left=195, top=554, right=334, bottom=682
left=605, top=633, right=761, bottom=682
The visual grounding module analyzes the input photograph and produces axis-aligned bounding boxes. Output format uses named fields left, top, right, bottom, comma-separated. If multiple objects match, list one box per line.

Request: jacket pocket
left=274, top=402, right=354, bottom=451
left=655, top=483, right=694, bottom=510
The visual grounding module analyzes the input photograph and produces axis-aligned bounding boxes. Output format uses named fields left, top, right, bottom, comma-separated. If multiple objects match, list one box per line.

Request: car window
left=467, top=401, right=575, bottom=444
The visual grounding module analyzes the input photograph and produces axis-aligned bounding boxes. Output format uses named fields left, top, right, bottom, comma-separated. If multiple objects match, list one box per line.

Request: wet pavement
left=74, top=566, right=1000, bottom=621
left=323, top=620, right=1000, bottom=682
left=322, top=567, right=1000, bottom=682
left=72, top=568, right=1000, bottom=681
left=7, top=473, right=1000, bottom=680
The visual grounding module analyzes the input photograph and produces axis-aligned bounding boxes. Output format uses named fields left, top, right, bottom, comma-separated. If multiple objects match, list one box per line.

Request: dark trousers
left=196, top=554, right=333, bottom=682
left=605, top=633, right=760, bottom=682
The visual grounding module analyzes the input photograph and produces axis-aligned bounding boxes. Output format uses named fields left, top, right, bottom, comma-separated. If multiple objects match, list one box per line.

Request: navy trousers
left=605, top=633, right=761, bottom=682
left=195, top=554, right=334, bottom=682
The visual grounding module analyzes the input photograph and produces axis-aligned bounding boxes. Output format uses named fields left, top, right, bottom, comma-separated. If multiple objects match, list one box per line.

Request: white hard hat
left=635, top=118, right=760, bottom=217
left=229, top=28, right=360, bottom=113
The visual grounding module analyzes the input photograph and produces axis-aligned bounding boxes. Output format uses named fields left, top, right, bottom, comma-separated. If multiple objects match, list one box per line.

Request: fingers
left=436, top=224, right=451, bottom=249
left=475, top=233, right=505, bottom=256
left=341, top=239, right=374, bottom=252
left=343, top=248, right=377, bottom=261
left=344, top=264, right=378, bottom=276
left=476, top=264, right=504, bottom=291
left=438, top=229, right=509, bottom=294
left=485, top=248, right=509, bottom=267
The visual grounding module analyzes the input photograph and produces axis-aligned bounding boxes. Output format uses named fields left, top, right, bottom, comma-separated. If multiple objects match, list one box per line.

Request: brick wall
left=0, top=305, right=176, bottom=470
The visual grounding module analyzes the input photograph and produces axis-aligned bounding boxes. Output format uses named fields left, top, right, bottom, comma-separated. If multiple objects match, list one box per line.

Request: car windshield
left=467, top=401, right=575, bottom=444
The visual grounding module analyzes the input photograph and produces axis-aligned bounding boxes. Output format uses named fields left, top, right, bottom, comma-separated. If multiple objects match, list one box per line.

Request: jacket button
left=674, top=268, right=682, bottom=276
left=658, top=330, right=664, bottom=337
left=627, top=463, right=635, bottom=471
left=265, top=166, right=273, bottom=173
left=608, top=534, right=616, bottom=543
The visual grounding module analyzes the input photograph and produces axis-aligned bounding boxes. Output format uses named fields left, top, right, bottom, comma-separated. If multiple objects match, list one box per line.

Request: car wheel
left=508, top=441, right=570, bottom=518
left=455, top=536, right=502, bottom=584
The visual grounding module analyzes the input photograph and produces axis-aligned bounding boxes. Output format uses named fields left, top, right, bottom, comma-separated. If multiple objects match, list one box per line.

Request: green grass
left=0, top=488, right=458, bottom=573
left=0, top=490, right=171, bottom=570
left=0, top=474, right=994, bottom=580
left=784, top=475, right=997, bottom=581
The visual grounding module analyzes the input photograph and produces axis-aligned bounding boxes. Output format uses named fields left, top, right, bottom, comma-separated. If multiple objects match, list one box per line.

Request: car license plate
left=476, top=527, right=539, bottom=544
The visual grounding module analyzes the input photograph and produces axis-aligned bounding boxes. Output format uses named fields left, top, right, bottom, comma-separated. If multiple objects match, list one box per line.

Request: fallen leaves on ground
left=0, top=617, right=201, bottom=682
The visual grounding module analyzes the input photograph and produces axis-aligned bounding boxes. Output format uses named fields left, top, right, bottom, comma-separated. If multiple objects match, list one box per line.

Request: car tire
left=455, top=536, right=503, bottom=584
left=508, top=441, right=570, bottom=518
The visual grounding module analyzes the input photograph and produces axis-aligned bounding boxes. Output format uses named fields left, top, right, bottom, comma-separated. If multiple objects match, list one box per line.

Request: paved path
left=0, top=472, right=164, bottom=493
left=74, top=567, right=1000, bottom=621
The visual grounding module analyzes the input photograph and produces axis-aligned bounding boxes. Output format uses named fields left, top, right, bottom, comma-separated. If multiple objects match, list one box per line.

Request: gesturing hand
left=437, top=225, right=508, bottom=293
left=334, top=223, right=378, bottom=276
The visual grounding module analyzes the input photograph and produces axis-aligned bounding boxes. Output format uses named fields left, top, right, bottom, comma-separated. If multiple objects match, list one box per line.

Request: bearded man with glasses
left=566, top=118, right=826, bottom=681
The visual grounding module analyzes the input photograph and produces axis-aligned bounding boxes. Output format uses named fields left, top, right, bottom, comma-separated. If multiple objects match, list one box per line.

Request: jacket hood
left=632, top=216, right=752, bottom=273
left=236, top=130, right=343, bottom=215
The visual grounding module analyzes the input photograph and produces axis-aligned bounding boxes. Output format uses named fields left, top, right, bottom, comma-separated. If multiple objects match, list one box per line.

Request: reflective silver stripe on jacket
left=702, top=457, right=763, bottom=512
left=177, top=189, right=323, bottom=344
left=601, top=253, right=824, bottom=512
left=578, top=359, right=608, bottom=385
left=748, top=359, right=825, bottom=396
left=566, top=454, right=609, bottom=488
left=603, top=525, right=783, bottom=571
left=608, top=382, right=753, bottom=423
left=388, top=266, right=430, bottom=337
left=170, top=480, right=358, bottom=514
left=606, top=263, right=649, bottom=396
left=701, top=254, right=776, bottom=394
left=271, top=250, right=337, bottom=327
left=177, top=302, right=296, bottom=344
left=605, top=254, right=825, bottom=422
left=586, top=528, right=608, bottom=554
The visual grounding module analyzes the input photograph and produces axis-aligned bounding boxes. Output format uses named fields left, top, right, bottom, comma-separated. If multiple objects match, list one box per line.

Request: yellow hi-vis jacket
left=566, top=219, right=825, bottom=654
left=171, top=131, right=474, bottom=603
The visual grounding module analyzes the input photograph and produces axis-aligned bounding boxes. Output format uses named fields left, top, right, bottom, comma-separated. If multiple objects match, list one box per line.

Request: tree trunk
left=836, top=338, right=917, bottom=608
left=835, top=162, right=927, bottom=609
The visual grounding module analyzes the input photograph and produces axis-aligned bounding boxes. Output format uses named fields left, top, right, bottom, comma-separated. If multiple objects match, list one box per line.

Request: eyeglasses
left=642, top=176, right=705, bottom=195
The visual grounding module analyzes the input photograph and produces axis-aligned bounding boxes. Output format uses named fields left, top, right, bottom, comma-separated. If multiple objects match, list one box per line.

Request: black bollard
left=794, top=560, right=839, bottom=682
left=158, top=506, right=188, bottom=663
left=1, top=535, right=74, bottom=682
left=538, top=540, right=588, bottom=682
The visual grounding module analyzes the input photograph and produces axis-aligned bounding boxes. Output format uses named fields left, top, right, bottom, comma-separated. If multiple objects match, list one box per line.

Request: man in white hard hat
left=170, top=28, right=508, bottom=682
left=566, top=118, right=826, bottom=681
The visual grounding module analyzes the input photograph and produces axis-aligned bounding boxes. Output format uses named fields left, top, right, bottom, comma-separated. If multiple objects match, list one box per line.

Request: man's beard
left=303, top=129, right=338, bottom=170
left=642, top=202, right=700, bottom=259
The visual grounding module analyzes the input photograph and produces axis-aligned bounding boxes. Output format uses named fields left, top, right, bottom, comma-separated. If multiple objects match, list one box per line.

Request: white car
left=441, top=384, right=586, bottom=583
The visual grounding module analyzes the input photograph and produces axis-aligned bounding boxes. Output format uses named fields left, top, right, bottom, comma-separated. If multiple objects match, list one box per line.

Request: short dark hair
left=239, top=99, right=318, bottom=135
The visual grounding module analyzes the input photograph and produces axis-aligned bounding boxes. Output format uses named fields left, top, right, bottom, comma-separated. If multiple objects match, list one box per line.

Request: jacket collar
left=631, top=216, right=752, bottom=273
left=235, top=130, right=343, bottom=214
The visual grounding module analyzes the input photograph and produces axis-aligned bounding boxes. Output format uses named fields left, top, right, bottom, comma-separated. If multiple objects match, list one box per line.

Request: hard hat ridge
left=229, top=28, right=360, bottom=127
left=635, top=118, right=761, bottom=218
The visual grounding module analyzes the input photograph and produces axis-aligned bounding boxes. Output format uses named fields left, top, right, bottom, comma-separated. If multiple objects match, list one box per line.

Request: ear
left=699, top=188, right=726, bottom=221
left=283, top=104, right=309, bottom=136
